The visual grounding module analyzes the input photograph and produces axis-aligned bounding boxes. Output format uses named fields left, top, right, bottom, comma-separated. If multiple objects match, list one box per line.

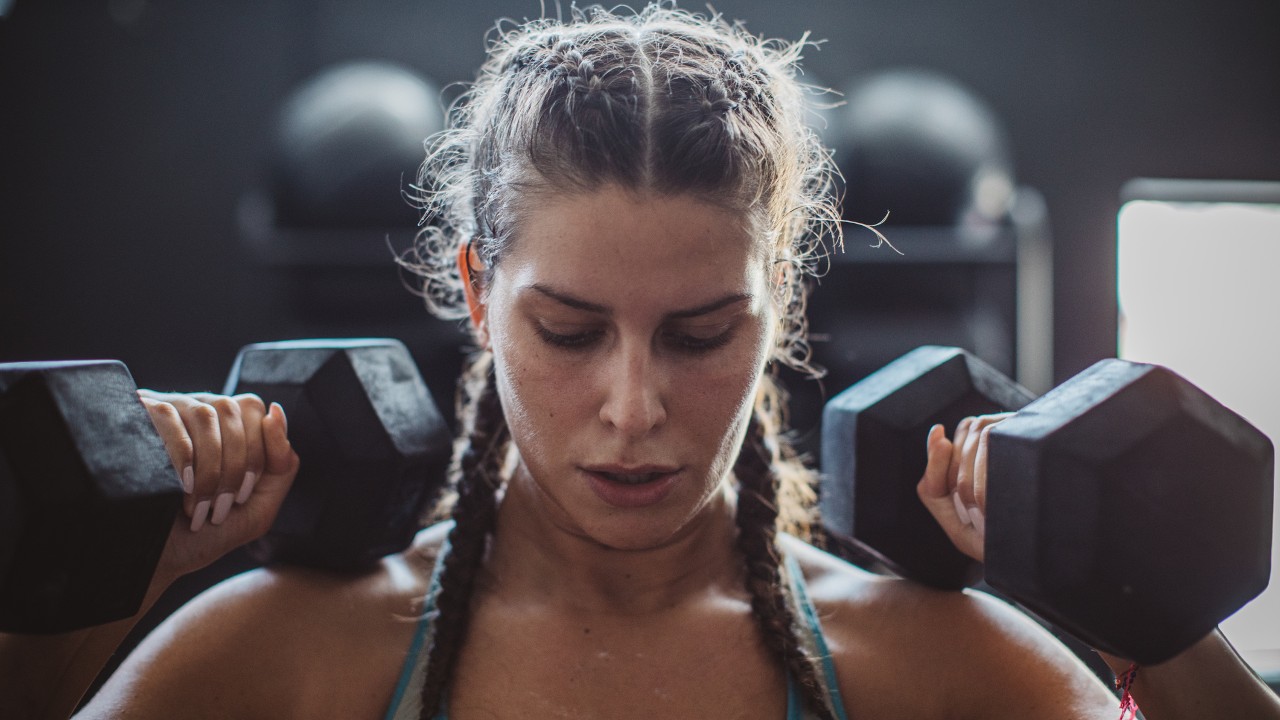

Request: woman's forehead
left=503, top=187, right=770, bottom=279
left=492, top=188, right=772, bottom=312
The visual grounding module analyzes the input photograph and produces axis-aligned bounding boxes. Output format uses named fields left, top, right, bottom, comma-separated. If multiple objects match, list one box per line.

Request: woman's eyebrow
left=529, top=283, right=750, bottom=319
left=666, top=293, right=752, bottom=319
left=530, top=283, right=608, bottom=313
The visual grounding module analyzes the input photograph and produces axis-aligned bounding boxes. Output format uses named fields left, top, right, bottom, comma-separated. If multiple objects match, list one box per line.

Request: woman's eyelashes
left=534, top=322, right=735, bottom=354
left=663, top=327, right=734, bottom=353
left=535, top=324, right=605, bottom=349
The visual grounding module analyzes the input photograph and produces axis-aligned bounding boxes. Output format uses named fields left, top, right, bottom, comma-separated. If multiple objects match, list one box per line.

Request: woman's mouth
left=582, top=465, right=682, bottom=508
left=599, top=471, right=666, bottom=485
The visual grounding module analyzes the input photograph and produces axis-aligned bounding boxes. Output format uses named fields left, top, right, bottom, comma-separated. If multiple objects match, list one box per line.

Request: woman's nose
left=598, top=343, right=667, bottom=438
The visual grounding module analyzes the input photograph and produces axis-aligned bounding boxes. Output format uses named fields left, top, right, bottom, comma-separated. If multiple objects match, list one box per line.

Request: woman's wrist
left=1092, top=629, right=1280, bottom=719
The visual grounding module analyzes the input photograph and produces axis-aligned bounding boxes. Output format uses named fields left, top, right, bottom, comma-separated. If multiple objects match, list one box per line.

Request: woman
left=13, top=5, right=1277, bottom=719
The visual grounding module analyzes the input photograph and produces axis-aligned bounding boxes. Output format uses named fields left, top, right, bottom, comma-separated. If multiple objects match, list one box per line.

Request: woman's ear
left=457, top=241, right=489, bottom=346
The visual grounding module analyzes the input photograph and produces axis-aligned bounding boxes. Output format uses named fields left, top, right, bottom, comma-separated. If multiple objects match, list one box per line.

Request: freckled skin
left=479, top=185, right=776, bottom=552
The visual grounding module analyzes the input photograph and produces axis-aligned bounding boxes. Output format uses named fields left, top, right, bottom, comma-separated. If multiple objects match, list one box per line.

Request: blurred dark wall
left=2, top=0, right=1278, bottom=401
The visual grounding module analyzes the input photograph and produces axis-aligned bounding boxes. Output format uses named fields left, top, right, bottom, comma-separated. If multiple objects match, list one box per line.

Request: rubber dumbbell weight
left=819, top=346, right=1037, bottom=589
left=222, top=338, right=452, bottom=570
left=0, top=338, right=452, bottom=633
left=0, top=361, right=183, bottom=633
left=983, top=359, right=1272, bottom=664
left=821, top=345, right=1274, bottom=664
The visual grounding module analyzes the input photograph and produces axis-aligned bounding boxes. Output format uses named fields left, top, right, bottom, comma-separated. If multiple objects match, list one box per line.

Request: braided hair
left=418, top=351, right=507, bottom=715
left=403, top=5, right=847, bottom=718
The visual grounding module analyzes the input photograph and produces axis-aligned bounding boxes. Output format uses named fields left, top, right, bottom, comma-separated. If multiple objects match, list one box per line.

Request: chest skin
left=446, top=586, right=790, bottom=720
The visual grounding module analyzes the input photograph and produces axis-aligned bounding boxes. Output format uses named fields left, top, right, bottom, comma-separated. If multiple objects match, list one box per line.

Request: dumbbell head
left=0, top=361, right=182, bottom=634
left=224, top=339, right=452, bottom=572
left=986, top=359, right=1273, bottom=664
left=821, top=346, right=1035, bottom=589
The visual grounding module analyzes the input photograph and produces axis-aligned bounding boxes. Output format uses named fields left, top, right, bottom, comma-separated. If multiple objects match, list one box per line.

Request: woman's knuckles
left=187, top=402, right=221, bottom=432
left=233, top=393, right=266, bottom=416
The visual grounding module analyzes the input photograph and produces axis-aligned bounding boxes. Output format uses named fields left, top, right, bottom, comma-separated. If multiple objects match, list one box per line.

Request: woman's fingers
left=917, top=413, right=1014, bottom=563
left=974, top=423, right=993, bottom=514
left=138, top=390, right=218, bottom=524
left=917, top=423, right=983, bottom=561
left=917, top=424, right=952, bottom=499
left=234, top=394, right=267, bottom=504
left=137, top=390, right=280, bottom=532
left=136, top=391, right=296, bottom=575
left=137, top=394, right=195, bottom=494
left=180, top=400, right=222, bottom=529
left=255, top=402, right=299, bottom=519
left=152, top=399, right=299, bottom=580
left=191, top=394, right=247, bottom=526
left=947, top=417, right=973, bottom=494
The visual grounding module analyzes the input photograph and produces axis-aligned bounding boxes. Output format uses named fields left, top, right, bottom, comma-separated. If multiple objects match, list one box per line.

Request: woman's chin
left=572, top=492, right=734, bottom=552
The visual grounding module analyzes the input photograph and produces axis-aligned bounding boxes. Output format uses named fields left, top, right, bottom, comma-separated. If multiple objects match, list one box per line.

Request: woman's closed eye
left=662, top=325, right=734, bottom=353
left=536, top=324, right=604, bottom=349
left=534, top=322, right=736, bottom=354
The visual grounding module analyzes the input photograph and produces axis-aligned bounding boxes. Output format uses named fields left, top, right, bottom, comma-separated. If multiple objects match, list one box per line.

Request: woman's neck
left=481, top=466, right=744, bottom=616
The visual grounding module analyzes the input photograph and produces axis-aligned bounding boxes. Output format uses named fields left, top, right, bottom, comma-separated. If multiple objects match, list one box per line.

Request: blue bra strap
left=783, top=551, right=851, bottom=720
left=383, top=536, right=452, bottom=720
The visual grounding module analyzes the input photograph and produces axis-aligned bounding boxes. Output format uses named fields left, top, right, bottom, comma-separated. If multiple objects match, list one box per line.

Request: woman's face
left=478, top=185, right=776, bottom=550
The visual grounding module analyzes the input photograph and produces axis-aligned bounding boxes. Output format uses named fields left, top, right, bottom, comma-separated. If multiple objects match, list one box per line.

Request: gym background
left=2, top=0, right=1278, bottom=690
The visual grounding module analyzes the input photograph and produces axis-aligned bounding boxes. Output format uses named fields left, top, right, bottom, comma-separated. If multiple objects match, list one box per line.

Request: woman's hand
left=136, top=390, right=299, bottom=584
left=915, top=414, right=1012, bottom=563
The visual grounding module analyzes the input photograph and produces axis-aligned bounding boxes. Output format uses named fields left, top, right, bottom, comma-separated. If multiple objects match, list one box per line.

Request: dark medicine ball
left=271, top=61, right=442, bottom=228
left=835, top=69, right=1015, bottom=228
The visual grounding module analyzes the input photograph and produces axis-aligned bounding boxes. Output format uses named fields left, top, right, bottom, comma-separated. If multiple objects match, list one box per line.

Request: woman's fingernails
left=211, top=493, right=235, bottom=525
left=970, top=508, right=986, bottom=536
left=952, top=493, right=973, bottom=526
left=191, top=499, right=212, bottom=531
left=181, top=465, right=194, bottom=494
left=236, top=470, right=258, bottom=504
left=272, top=402, right=286, bottom=433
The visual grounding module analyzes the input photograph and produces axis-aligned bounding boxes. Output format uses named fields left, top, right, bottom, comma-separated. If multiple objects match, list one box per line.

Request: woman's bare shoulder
left=778, top=535, right=1117, bottom=720
left=78, top=523, right=452, bottom=720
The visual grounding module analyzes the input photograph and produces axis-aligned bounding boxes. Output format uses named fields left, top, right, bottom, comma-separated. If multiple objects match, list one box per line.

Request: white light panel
left=1118, top=197, right=1280, bottom=651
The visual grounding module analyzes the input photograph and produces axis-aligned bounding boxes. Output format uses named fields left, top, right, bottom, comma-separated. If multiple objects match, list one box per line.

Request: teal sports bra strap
left=384, top=536, right=451, bottom=720
left=782, top=551, right=851, bottom=720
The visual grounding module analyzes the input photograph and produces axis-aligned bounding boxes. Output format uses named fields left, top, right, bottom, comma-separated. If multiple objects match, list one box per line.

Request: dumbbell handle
left=820, top=345, right=1035, bottom=590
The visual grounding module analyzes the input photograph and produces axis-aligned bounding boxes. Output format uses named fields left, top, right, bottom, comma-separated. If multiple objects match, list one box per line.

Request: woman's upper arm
left=75, top=569, right=301, bottom=720
left=792, top=542, right=1119, bottom=720
left=947, top=590, right=1120, bottom=719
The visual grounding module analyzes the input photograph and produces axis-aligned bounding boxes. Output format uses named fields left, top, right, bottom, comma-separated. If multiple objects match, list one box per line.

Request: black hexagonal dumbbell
left=0, top=338, right=452, bottom=633
left=820, top=346, right=1037, bottom=589
left=985, top=359, right=1273, bottom=664
left=822, top=346, right=1274, bottom=664
left=223, top=338, right=452, bottom=571
left=0, top=361, right=182, bottom=633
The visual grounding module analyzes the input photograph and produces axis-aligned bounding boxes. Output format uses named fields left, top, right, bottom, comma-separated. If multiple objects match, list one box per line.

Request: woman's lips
left=582, top=465, right=682, bottom=508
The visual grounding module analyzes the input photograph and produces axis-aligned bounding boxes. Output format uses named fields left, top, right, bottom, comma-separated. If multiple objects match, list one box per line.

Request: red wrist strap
left=1114, top=663, right=1140, bottom=720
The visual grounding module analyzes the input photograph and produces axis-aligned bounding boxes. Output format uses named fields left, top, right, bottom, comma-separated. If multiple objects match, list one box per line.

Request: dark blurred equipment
left=238, top=60, right=444, bottom=276
left=794, top=68, right=1051, bottom=457
left=0, top=339, right=452, bottom=633
left=822, top=345, right=1274, bottom=665
left=270, top=61, right=442, bottom=229
left=835, top=68, right=1015, bottom=228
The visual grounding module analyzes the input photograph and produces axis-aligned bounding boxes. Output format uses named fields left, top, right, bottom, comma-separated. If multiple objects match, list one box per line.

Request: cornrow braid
left=735, top=411, right=839, bottom=720
left=418, top=353, right=508, bottom=718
